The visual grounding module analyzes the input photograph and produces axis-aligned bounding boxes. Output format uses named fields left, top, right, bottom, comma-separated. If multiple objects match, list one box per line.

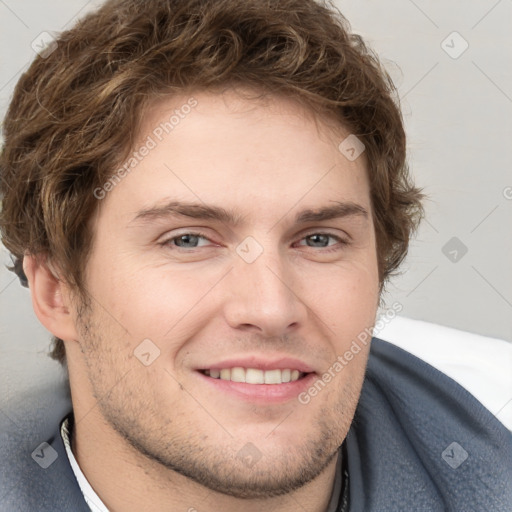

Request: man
left=0, top=0, right=510, bottom=510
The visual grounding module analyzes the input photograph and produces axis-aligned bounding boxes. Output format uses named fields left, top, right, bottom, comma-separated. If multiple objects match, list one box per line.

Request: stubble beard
left=74, top=301, right=355, bottom=500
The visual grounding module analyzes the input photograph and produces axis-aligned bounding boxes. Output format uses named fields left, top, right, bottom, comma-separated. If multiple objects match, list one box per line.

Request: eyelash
left=160, top=231, right=349, bottom=253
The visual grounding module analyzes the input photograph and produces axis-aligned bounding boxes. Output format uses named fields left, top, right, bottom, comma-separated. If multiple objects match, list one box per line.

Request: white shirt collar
left=60, top=416, right=110, bottom=512
left=60, top=415, right=343, bottom=512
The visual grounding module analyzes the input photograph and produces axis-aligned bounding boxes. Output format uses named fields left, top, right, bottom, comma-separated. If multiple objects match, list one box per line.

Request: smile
left=201, top=367, right=307, bottom=384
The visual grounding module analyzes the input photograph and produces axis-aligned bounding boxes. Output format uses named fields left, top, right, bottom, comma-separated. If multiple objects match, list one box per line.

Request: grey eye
left=303, top=234, right=332, bottom=247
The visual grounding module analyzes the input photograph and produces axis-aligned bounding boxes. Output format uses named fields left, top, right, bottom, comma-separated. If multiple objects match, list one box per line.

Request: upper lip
left=196, top=356, right=316, bottom=373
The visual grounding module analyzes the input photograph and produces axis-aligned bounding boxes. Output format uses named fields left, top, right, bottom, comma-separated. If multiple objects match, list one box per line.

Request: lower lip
left=196, top=371, right=318, bottom=403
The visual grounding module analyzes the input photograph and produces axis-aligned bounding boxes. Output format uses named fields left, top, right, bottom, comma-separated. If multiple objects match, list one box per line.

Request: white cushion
left=376, top=315, right=512, bottom=431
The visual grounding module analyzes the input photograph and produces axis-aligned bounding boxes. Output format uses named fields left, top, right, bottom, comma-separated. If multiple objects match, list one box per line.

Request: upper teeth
left=204, top=368, right=303, bottom=384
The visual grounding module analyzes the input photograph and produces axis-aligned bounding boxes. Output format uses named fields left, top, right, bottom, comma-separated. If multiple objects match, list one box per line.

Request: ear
left=23, top=254, right=79, bottom=342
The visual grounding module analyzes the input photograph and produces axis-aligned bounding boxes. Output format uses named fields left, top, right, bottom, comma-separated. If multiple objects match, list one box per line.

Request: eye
left=159, top=231, right=347, bottom=253
left=163, top=232, right=212, bottom=249
left=296, top=233, right=347, bottom=250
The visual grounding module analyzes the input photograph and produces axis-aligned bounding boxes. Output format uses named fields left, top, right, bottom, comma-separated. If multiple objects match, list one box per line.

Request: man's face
left=68, top=87, right=379, bottom=498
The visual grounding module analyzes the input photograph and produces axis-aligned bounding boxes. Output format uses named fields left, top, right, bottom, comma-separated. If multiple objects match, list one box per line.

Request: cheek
left=299, top=257, right=379, bottom=327
left=89, top=257, right=222, bottom=349
left=84, top=227, right=379, bottom=351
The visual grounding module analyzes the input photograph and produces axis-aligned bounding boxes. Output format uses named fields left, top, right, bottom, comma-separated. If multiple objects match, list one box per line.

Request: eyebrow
left=129, top=200, right=368, bottom=227
left=295, top=201, right=368, bottom=224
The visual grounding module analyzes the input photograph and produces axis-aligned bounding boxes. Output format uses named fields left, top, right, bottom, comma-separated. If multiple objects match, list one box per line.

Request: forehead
left=96, top=87, right=370, bottom=225
left=142, top=85, right=346, bottom=143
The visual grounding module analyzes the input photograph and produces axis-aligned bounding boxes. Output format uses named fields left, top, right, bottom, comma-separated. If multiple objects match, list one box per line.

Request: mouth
left=199, top=367, right=309, bottom=384
left=195, top=363, right=317, bottom=403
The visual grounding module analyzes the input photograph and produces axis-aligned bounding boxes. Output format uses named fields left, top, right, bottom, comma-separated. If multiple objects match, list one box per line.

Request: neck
left=70, top=412, right=340, bottom=512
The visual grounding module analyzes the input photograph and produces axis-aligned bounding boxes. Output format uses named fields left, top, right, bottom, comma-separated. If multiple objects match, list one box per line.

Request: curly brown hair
left=0, top=0, right=423, bottom=366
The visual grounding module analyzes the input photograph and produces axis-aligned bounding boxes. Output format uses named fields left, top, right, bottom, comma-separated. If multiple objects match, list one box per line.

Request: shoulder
left=375, top=315, right=512, bottom=430
left=0, top=382, right=90, bottom=512
left=345, top=317, right=512, bottom=512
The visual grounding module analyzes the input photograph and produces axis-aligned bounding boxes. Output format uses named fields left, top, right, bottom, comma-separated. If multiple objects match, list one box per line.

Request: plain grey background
left=1, top=0, right=511, bottom=384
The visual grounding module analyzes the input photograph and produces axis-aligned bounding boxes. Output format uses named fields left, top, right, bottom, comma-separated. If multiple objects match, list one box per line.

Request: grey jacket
left=1, top=338, right=511, bottom=511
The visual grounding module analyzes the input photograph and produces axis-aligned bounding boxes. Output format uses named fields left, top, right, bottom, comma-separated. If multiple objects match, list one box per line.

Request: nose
left=223, top=246, right=307, bottom=337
